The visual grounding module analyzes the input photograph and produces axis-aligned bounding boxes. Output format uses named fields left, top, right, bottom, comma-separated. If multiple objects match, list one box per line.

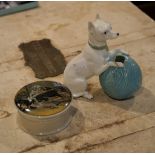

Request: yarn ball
left=99, top=54, right=142, bottom=100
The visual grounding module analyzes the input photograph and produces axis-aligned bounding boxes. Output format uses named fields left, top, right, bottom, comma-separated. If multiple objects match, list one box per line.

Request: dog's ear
left=96, top=14, right=100, bottom=20
left=88, top=21, right=95, bottom=34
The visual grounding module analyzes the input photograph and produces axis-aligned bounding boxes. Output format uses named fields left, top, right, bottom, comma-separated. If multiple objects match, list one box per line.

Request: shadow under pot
left=14, top=81, right=73, bottom=136
left=99, top=54, right=142, bottom=100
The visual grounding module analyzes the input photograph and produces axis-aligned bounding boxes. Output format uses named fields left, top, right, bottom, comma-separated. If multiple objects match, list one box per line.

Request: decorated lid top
left=15, top=81, right=72, bottom=116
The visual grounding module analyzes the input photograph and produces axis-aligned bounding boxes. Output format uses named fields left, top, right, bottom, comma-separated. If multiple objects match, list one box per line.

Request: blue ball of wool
left=99, top=54, right=142, bottom=100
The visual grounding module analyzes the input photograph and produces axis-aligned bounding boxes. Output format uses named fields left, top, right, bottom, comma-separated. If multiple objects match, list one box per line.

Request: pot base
left=17, top=106, right=73, bottom=136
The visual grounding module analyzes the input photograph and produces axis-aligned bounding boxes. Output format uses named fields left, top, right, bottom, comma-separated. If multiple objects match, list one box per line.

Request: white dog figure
left=64, top=14, right=128, bottom=99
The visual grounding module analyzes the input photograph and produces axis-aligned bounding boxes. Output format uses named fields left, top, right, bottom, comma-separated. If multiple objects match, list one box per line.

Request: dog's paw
left=73, top=93, right=84, bottom=98
left=116, top=62, right=124, bottom=67
left=108, top=61, right=117, bottom=67
left=83, top=92, right=93, bottom=99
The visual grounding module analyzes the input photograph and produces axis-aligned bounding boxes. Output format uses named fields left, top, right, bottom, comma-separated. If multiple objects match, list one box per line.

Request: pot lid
left=15, top=81, right=72, bottom=116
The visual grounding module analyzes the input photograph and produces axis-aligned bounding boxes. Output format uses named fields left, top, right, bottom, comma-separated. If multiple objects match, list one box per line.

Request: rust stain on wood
left=87, top=83, right=94, bottom=92
left=19, top=144, right=45, bottom=153
left=99, top=120, right=126, bottom=129
left=63, top=119, right=126, bottom=152
left=75, top=126, right=155, bottom=152
left=65, top=50, right=81, bottom=58
left=0, top=110, right=11, bottom=119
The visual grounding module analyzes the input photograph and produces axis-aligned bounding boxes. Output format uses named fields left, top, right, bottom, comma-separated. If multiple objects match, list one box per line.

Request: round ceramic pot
left=15, top=81, right=73, bottom=136
left=99, top=54, right=142, bottom=100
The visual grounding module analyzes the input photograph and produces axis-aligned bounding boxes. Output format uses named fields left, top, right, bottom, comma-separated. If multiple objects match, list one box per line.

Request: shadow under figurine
left=64, top=14, right=141, bottom=99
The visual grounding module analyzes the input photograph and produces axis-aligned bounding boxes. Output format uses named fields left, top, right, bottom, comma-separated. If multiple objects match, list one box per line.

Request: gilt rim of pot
left=14, top=81, right=72, bottom=119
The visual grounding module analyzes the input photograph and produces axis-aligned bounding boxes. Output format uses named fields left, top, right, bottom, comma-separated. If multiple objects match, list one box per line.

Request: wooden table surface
left=0, top=1, right=155, bottom=152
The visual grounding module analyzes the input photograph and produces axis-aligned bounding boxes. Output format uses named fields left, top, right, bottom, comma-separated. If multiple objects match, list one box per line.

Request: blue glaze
left=99, top=54, right=142, bottom=100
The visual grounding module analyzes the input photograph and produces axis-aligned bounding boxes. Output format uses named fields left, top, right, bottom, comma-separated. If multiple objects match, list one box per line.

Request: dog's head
left=88, top=14, right=119, bottom=42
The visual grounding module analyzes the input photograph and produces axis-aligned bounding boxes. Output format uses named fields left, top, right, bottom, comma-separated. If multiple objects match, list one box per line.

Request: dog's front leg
left=95, top=61, right=116, bottom=75
left=94, top=64, right=108, bottom=75
left=95, top=60, right=124, bottom=75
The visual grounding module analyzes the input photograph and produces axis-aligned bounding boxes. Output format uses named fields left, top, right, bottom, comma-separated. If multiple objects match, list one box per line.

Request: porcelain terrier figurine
left=64, top=14, right=128, bottom=99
